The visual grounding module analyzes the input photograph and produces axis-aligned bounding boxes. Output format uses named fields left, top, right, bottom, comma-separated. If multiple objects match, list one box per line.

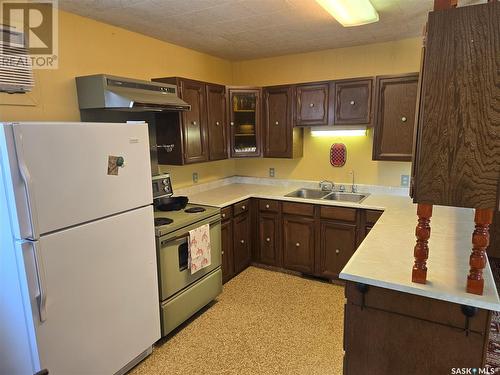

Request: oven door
left=157, top=215, right=221, bottom=301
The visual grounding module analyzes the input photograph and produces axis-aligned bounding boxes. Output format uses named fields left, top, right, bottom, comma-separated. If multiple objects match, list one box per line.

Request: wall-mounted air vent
left=0, top=26, right=34, bottom=94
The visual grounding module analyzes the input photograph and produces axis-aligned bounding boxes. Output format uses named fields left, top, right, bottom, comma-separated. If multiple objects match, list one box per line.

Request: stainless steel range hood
left=75, top=74, right=191, bottom=111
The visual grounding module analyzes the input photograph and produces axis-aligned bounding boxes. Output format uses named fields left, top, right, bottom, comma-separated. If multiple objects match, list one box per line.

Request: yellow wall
left=0, top=10, right=236, bottom=188
left=0, top=9, right=422, bottom=188
left=232, top=38, right=422, bottom=186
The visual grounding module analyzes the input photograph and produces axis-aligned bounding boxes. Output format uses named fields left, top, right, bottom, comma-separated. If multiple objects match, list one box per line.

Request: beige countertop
left=186, top=181, right=500, bottom=311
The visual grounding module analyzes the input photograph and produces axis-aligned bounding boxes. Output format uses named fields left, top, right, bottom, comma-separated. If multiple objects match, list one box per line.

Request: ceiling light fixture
left=316, top=0, right=379, bottom=27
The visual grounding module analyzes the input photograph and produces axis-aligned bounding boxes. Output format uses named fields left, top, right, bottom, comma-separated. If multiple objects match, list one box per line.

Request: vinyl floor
left=129, top=266, right=345, bottom=375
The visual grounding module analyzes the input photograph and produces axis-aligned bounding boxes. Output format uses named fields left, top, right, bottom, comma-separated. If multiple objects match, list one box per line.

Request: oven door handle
left=162, top=219, right=221, bottom=244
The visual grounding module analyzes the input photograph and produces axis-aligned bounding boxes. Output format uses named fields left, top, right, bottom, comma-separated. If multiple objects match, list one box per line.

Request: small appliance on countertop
left=152, top=173, right=222, bottom=337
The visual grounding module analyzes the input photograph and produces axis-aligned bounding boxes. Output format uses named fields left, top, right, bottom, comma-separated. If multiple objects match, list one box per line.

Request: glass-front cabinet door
left=228, top=88, right=261, bottom=157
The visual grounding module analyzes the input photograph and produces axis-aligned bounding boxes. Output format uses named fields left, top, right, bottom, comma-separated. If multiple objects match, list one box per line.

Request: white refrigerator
left=0, top=122, right=160, bottom=375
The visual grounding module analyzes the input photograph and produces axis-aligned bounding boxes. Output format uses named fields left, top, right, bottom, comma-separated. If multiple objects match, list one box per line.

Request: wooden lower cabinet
left=221, top=218, right=234, bottom=283
left=318, top=221, right=357, bottom=278
left=258, top=212, right=281, bottom=266
left=282, top=215, right=315, bottom=274
left=221, top=199, right=385, bottom=281
left=233, top=212, right=251, bottom=274
left=343, top=281, right=491, bottom=374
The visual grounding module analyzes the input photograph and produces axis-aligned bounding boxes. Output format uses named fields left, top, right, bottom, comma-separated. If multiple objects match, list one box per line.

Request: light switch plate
left=193, top=172, right=198, bottom=183
left=269, top=168, right=275, bottom=177
left=401, top=174, right=409, bottom=187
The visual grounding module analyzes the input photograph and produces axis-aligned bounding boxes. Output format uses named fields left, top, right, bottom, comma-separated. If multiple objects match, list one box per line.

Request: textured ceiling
left=58, top=0, right=484, bottom=61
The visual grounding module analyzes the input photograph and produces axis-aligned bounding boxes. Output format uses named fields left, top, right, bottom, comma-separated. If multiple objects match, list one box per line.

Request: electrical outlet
left=193, top=172, right=198, bottom=183
left=401, top=174, right=410, bottom=187
left=269, top=168, right=275, bottom=178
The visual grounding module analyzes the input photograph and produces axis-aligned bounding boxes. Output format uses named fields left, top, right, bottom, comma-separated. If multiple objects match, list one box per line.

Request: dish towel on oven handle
left=188, top=223, right=211, bottom=275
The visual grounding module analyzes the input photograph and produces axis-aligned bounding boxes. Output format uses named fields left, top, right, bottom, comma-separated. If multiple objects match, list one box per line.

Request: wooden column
left=412, top=204, right=433, bottom=284
left=433, top=0, right=457, bottom=10
left=466, top=208, right=493, bottom=295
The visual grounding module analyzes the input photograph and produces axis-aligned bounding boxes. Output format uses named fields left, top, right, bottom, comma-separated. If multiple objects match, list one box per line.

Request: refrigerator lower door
left=4, top=122, right=153, bottom=239
left=21, top=206, right=160, bottom=375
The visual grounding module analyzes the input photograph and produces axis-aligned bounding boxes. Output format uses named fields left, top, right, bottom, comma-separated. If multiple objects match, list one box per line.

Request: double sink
left=285, top=188, right=369, bottom=203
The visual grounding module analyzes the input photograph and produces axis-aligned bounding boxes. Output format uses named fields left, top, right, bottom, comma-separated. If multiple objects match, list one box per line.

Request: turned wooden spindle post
left=412, top=203, right=433, bottom=284
left=466, top=208, right=493, bottom=295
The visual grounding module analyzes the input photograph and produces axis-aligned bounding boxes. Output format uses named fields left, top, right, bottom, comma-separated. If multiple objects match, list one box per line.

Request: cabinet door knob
left=401, top=116, right=407, bottom=122
left=222, top=213, right=226, bottom=218
left=230, top=121, right=234, bottom=126
left=350, top=100, right=355, bottom=105
left=265, top=204, right=270, bottom=209
left=221, top=251, right=224, bottom=255
left=309, top=103, right=314, bottom=108
left=240, top=239, right=245, bottom=244
left=216, top=121, right=220, bottom=126
left=275, top=121, right=279, bottom=125
left=266, top=237, right=271, bottom=242
left=192, top=121, right=197, bottom=125
left=296, top=242, right=300, bottom=247
left=335, top=249, right=340, bottom=254
left=242, top=205, right=246, bottom=210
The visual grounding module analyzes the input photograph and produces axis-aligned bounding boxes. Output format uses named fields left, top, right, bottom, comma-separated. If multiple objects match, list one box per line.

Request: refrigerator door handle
left=28, top=241, right=48, bottom=322
left=13, top=125, right=40, bottom=240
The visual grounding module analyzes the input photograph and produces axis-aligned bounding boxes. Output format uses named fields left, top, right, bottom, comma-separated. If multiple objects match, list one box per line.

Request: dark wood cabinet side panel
left=345, top=282, right=490, bottom=333
left=488, top=211, right=500, bottom=259
left=344, top=303, right=486, bottom=375
left=413, top=3, right=500, bottom=208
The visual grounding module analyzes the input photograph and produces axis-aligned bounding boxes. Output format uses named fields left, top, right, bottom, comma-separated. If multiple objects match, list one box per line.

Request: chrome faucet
left=319, top=180, right=334, bottom=191
left=350, top=170, right=357, bottom=193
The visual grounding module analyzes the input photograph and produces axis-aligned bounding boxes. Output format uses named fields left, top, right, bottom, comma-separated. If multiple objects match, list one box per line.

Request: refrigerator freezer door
left=8, top=122, right=152, bottom=239
left=21, top=206, right=160, bottom=375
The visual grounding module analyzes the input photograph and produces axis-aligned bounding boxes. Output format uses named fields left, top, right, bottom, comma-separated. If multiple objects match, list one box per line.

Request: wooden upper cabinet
left=152, top=77, right=208, bottom=165
left=372, top=74, right=419, bottom=161
left=227, top=87, right=262, bottom=158
left=334, top=78, right=373, bottom=125
left=180, top=79, right=208, bottom=163
left=295, top=82, right=332, bottom=126
left=263, top=85, right=303, bottom=158
left=412, top=2, right=500, bottom=209
left=206, top=84, right=228, bottom=161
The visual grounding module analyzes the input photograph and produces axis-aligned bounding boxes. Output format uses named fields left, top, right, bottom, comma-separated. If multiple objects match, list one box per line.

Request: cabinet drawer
left=221, top=206, right=232, bottom=221
left=320, top=206, right=357, bottom=222
left=233, top=199, right=250, bottom=216
left=259, top=199, right=280, bottom=212
left=366, top=210, right=383, bottom=224
left=282, top=202, right=314, bottom=217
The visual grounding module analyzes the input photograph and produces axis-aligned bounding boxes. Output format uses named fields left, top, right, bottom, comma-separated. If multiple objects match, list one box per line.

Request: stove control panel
left=152, top=173, right=173, bottom=199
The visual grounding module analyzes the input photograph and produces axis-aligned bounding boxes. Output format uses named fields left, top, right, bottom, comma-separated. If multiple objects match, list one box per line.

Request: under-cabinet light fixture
left=310, top=126, right=367, bottom=137
left=316, top=0, right=379, bottom=27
